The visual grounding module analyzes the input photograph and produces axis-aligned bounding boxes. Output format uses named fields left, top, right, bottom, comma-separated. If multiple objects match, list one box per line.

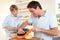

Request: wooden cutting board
left=10, top=37, right=43, bottom=40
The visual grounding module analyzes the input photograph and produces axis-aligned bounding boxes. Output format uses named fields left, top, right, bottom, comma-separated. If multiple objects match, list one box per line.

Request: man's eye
left=31, top=11, right=34, bottom=12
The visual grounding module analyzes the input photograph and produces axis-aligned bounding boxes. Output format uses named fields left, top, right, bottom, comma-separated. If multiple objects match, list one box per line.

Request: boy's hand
left=12, top=27, right=17, bottom=31
left=17, top=28, right=25, bottom=34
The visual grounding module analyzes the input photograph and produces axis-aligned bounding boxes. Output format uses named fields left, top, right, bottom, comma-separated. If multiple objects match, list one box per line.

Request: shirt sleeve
left=2, top=17, right=9, bottom=27
left=49, top=14, right=58, bottom=28
left=28, top=16, right=33, bottom=24
left=17, top=20, right=22, bottom=27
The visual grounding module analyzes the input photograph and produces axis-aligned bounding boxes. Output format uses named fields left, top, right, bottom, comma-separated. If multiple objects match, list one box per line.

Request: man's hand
left=17, top=28, right=25, bottom=34
left=32, top=27, right=41, bottom=32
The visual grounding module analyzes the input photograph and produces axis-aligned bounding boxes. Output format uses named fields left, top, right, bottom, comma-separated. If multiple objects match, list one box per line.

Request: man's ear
left=36, top=6, right=40, bottom=9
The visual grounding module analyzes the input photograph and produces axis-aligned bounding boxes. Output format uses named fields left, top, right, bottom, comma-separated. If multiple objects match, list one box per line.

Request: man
left=3, top=5, right=22, bottom=36
left=18, top=1, right=58, bottom=40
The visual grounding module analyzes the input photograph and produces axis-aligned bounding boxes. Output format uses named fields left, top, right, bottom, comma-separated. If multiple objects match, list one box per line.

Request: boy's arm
left=4, top=26, right=17, bottom=31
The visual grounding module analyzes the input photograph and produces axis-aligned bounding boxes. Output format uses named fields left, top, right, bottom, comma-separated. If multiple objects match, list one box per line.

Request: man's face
left=11, top=9, right=18, bottom=17
left=28, top=8, right=38, bottom=17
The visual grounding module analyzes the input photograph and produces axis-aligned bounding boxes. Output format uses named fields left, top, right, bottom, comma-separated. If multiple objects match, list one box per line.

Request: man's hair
left=27, top=1, right=42, bottom=9
left=10, top=5, right=18, bottom=11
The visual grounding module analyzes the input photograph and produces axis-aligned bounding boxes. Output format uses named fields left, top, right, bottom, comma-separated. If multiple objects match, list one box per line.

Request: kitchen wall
left=38, top=0, right=56, bottom=15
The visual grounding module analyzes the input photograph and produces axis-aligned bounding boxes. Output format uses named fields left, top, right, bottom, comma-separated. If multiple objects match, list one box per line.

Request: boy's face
left=11, top=9, right=18, bottom=17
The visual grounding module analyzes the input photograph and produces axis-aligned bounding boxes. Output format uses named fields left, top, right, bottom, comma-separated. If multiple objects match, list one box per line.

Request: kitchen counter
left=10, top=37, right=43, bottom=40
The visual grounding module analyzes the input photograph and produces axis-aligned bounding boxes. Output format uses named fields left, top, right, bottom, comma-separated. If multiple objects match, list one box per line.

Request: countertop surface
left=10, top=37, right=43, bottom=40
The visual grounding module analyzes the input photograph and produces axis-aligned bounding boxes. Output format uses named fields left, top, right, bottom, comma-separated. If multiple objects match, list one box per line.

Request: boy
left=3, top=5, right=21, bottom=36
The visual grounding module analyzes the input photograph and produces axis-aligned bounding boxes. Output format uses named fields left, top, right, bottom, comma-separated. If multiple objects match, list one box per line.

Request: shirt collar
left=38, top=11, right=47, bottom=18
left=10, top=14, right=19, bottom=18
left=41, top=11, right=47, bottom=17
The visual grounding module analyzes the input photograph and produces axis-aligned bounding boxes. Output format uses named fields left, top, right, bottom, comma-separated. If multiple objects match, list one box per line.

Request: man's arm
left=39, top=14, right=58, bottom=36
left=17, top=21, right=30, bottom=34
left=33, top=27, right=58, bottom=36
left=40, top=27, right=58, bottom=36
left=18, top=21, right=30, bottom=29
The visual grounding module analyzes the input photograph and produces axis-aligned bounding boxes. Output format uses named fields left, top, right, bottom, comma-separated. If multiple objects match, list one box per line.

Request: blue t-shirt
left=2, top=14, right=22, bottom=36
left=28, top=11, right=58, bottom=40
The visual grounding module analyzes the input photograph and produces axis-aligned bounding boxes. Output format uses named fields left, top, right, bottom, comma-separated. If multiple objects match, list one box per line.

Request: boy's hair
left=10, top=5, right=18, bottom=11
left=27, top=1, right=42, bottom=9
